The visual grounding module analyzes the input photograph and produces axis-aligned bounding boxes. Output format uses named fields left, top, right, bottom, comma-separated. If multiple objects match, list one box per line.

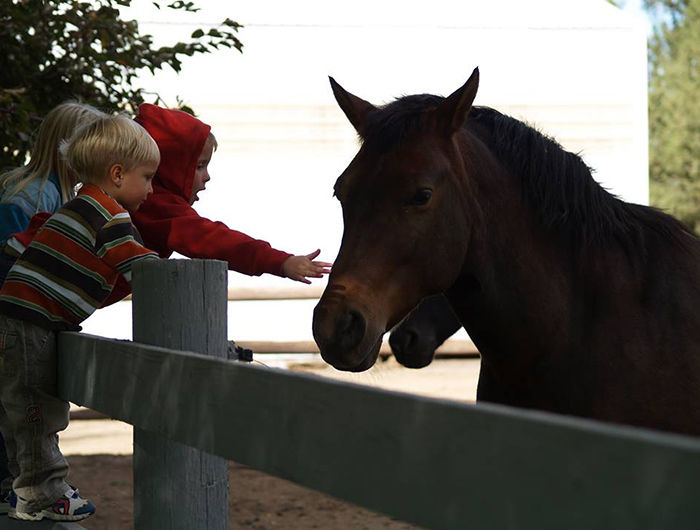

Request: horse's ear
left=329, top=76, right=376, bottom=137
left=436, top=67, right=479, bottom=135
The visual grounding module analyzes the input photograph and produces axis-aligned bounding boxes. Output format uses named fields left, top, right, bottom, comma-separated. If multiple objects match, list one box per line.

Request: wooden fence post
left=130, top=259, right=229, bottom=529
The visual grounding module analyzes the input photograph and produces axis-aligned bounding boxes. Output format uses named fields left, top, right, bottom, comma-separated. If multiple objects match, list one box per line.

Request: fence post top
left=132, top=258, right=228, bottom=272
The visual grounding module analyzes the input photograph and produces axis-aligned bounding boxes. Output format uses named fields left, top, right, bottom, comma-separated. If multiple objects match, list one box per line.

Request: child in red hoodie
left=132, top=103, right=331, bottom=282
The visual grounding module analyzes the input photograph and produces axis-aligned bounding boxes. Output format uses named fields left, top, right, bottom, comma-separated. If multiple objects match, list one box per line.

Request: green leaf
left=0, top=0, right=245, bottom=169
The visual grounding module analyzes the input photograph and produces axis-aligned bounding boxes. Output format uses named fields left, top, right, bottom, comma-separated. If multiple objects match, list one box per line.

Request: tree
left=0, top=0, right=242, bottom=170
left=644, top=0, right=700, bottom=231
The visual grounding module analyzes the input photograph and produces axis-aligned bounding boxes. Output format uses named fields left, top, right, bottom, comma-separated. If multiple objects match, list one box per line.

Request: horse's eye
left=408, top=188, right=432, bottom=206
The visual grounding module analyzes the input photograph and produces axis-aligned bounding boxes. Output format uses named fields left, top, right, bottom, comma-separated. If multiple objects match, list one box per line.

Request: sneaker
left=0, top=489, right=10, bottom=515
left=9, top=487, right=95, bottom=521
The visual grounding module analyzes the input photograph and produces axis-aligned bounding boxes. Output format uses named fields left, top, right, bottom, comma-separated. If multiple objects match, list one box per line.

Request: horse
left=312, top=68, right=700, bottom=436
left=389, top=294, right=461, bottom=368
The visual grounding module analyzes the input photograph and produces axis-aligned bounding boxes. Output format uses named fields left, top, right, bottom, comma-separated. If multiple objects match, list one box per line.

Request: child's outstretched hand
left=282, top=249, right=332, bottom=284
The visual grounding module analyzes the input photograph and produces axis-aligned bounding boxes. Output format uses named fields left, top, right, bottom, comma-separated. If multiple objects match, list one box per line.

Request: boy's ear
left=108, top=163, right=124, bottom=187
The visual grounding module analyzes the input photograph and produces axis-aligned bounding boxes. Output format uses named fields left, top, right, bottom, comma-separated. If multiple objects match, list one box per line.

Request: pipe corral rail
left=56, top=260, right=700, bottom=529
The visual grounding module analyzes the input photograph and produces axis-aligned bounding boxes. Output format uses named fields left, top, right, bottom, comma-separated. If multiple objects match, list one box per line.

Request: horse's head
left=313, top=69, right=480, bottom=371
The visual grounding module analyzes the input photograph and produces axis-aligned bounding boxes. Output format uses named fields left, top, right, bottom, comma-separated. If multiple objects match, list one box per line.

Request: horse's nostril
left=312, top=304, right=367, bottom=355
left=405, top=330, right=418, bottom=348
left=338, top=308, right=361, bottom=334
left=390, top=329, right=416, bottom=355
left=343, top=309, right=365, bottom=345
left=322, top=307, right=365, bottom=355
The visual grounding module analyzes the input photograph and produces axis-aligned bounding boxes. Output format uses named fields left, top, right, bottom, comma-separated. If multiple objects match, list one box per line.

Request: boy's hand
left=282, top=249, right=332, bottom=284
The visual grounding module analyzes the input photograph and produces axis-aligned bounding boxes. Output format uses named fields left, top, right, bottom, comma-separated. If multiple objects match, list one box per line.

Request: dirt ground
left=66, top=455, right=422, bottom=530
left=57, top=358, right=480, bottom=529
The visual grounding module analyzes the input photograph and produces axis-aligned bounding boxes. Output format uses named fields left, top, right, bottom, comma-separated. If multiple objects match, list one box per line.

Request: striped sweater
left=0, top=184, right=158, bottom=330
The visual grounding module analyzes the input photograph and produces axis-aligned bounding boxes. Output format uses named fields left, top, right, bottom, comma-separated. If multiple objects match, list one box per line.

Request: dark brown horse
left=389, top=294, right=461, bottom=368
left=312, top=68, right=700, bottom=435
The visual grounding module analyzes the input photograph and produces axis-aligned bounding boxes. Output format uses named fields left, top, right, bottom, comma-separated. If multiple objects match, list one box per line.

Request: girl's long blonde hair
left=0, top=101, right=106, bottom=205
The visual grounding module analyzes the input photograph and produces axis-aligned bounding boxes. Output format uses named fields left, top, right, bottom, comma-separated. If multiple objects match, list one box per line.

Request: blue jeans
left=0, top=432, right=8, bottom=494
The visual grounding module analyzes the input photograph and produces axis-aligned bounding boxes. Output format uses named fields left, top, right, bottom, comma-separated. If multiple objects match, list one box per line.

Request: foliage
left=644, top=0, right=700, bottom=231
left=0, top=0, right=242, bottom=171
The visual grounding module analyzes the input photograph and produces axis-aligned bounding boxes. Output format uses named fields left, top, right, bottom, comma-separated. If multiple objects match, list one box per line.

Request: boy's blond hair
left=62, top=114, right=160, bottom=185
left=0, top=101, right=106, bottom=204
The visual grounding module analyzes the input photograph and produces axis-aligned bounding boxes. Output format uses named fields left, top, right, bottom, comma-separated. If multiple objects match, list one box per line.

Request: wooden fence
left=55, top=260, right=700, bottom=529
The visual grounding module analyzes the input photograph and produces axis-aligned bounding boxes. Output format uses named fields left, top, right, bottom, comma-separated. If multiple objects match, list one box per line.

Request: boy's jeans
left=0, top=315, right=70, bottom=510
left=0, top=434, right=8, bottom=494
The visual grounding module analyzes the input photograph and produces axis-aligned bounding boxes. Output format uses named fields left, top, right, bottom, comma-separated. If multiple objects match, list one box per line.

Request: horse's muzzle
left=388, top=328, right=436, bottom=369
left=312, top=301, right=382, bottom=372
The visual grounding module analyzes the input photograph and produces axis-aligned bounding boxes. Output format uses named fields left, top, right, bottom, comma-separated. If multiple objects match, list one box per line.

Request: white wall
left=81, top=0, right=649, bottom=343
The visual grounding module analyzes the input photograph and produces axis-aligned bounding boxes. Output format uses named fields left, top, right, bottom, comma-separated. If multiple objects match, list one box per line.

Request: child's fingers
left=284, top=255, right=331, bottom=283
left=304, top=249, right=321, bottom=260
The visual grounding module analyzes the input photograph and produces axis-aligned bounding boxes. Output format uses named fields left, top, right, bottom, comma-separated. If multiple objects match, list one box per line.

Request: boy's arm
left=100, top=275, right=131, bottom=308
left=2, top=211, right=52, bottom=257
left=98, top=222, right=151, bottom=307
left=96, top=214, right=159, bottom=288
left=135, top=196, right=292, bottom=277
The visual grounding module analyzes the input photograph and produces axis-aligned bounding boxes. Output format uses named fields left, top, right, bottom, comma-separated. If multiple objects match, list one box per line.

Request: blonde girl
left=0, top=101, right=106, bottom=246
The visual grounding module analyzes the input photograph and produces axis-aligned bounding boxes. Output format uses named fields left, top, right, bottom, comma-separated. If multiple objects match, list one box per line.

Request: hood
left=135, top=103, right=211, bottom=201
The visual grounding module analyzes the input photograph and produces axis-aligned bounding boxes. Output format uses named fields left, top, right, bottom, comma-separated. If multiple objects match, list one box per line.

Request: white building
left=82, top=0, right=649, bottom=345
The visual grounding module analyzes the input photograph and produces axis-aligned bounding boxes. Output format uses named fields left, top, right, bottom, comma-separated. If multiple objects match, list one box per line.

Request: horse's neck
left=450, top=135, right=700, bottom=390
left=450, top=138, right=580, bottom=369
left=458, top=218, right=574, bottom=351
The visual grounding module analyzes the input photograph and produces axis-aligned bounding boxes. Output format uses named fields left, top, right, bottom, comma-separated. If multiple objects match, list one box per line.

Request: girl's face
left=190, top=136, right=215, bottom=205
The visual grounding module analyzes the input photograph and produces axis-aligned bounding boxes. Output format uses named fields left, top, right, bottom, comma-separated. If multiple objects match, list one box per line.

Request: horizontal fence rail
left=121, top=284, right=325, bottom=301
left=227, top=285, right=480, bottom=358
left=226, top=284, right=324, bottom=301
left=58, top=331, right=700, bottom=530
left=236, top=338, right=479, bottom=356
left=129, top=283, right=482, bottom=358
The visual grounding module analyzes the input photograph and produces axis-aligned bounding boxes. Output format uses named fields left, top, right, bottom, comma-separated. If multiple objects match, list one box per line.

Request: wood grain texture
left=130, top=259, right=228, bottom=530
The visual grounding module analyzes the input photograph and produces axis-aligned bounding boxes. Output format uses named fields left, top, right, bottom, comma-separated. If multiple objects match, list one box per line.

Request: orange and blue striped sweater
left=0, top=184, right=158, bottom=331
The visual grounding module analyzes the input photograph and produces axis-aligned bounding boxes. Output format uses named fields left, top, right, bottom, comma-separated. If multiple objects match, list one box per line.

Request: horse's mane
left=362, top=95, right=696, bottom=255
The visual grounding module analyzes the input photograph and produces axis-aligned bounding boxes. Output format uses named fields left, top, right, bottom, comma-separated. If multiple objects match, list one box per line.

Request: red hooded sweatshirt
left=132, top=103, right=292, bottom=276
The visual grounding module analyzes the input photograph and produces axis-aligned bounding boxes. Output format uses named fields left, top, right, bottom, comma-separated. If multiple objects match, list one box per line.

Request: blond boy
left=0, top=114, right=159, bottom=521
